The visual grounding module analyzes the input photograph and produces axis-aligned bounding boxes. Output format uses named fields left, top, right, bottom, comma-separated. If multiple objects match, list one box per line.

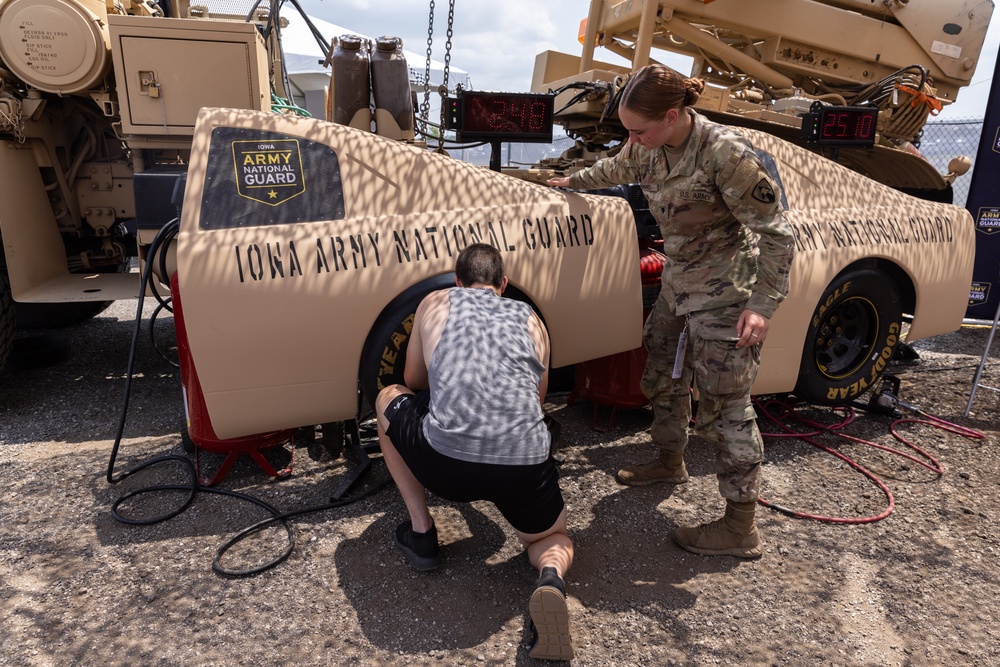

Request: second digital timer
left=801, top=103, right=880, bottom=148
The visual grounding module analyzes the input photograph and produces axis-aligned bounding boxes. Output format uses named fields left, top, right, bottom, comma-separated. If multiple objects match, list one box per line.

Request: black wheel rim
left=813, top=296, right=878, bottom=378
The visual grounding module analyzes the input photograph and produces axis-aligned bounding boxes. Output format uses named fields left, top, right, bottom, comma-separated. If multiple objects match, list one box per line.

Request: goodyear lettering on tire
left=811, top=281, right=851, bottom=329
left=376, top=313, right=415, bottom=391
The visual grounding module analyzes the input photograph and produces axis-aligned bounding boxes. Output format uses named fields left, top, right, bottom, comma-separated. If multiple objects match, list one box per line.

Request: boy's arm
left=403, top=298, right=430, bottom=390
left=403, top=289, right=450, bottom=390
left=527, top=311, right=551, bottom=405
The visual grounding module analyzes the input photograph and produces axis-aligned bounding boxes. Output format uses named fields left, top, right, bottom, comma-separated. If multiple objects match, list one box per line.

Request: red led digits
left=530, top=100, right=547, bottom=131
left=822, top=111, right=876, bottom=141
left=857, top=112, right=874, bottom=139
left=822, top=111, right=845, bottom=138
left=803, top=105, right=878, bottom=148
left=483, top=98, right=549, bottom=133
left=487, top=97, right=506, bottom=130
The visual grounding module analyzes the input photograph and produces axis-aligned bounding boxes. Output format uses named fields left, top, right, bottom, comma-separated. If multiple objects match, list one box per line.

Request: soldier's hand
left=547, top=176, right=571, bottom=188
left=736, top=309, right=770, bottom=349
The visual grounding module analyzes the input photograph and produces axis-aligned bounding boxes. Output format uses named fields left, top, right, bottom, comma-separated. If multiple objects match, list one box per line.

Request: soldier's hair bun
left=683, top=78, right=706, bottom=106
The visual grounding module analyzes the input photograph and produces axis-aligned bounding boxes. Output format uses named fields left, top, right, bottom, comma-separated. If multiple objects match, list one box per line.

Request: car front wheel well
left=848, top=258, right=915, bottom=316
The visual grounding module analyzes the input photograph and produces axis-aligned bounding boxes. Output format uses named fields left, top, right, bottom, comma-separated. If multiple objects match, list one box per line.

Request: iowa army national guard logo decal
left=233, top=139, right=305, bottom=206
left=200, top=127, right=344, bottom=230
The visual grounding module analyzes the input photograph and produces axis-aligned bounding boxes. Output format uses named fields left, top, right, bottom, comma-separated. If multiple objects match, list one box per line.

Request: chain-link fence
left=455, top=117, right=985, bottom=209
left=919, top=117, right=984, bottom=209
left=451, top=134, right=577, bottom=170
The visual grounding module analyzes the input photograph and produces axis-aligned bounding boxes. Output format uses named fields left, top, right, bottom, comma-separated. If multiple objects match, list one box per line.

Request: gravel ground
left=1, top=300, right=999, bottom=667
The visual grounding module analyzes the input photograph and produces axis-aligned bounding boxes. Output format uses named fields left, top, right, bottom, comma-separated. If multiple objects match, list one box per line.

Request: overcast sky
left=294, top=0, right=999, bottom=121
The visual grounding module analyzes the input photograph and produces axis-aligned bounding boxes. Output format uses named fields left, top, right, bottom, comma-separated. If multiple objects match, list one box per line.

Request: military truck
left=0, top=0, right=992, bottom=439
left=0, top=0, right=283, bottom=362
left=527, top=0, right=993, bottom=199
left=517, top=0, right=994, bottom=405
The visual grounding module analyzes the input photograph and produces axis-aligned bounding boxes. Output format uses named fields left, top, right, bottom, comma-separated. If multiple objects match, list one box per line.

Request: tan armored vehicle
left=0, top=0, right=992, bottom=439
left=523, top=0, right=993, bottom=405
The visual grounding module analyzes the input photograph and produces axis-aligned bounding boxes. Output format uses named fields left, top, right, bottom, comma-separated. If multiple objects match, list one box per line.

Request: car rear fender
left=176, top=108, right=641, bottom=438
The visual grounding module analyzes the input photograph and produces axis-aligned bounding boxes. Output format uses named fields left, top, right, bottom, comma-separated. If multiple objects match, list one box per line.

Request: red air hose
left=753, top=396, right=984, bottom=524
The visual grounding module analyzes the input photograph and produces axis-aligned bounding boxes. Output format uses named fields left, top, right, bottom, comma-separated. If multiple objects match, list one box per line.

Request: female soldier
left=548, top=64, right=794, bottom=558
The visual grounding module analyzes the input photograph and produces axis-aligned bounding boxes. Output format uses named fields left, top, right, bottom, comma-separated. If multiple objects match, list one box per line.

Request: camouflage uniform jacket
left=568, top=110, right=794, bottom=318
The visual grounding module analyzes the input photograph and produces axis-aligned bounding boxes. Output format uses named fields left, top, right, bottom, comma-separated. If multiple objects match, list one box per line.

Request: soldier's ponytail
left=683, top=77, right=705, bottom=107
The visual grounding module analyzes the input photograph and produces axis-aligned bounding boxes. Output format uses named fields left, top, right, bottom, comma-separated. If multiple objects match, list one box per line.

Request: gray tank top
left=422, top=287, right=550, bottom=465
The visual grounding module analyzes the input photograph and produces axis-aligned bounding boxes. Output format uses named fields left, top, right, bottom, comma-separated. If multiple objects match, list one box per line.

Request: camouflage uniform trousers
left=640, top=294, right=764, bottom=502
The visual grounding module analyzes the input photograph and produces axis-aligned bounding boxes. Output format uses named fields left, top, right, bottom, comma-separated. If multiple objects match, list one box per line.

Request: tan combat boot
left=615, top=451, right=689, bottom=486
left=673, top=500, right=763, bottom=558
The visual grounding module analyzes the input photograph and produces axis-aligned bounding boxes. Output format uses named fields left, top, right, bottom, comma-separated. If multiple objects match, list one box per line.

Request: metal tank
left=326, top=34, right=372, bottom=131
left=370, top=36, right=415, bottom=140
left=0, top=0, right=112, bottom=94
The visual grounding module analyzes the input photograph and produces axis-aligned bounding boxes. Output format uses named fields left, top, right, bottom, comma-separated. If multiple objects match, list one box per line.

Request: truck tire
left=358, top=274, right=455, bottom=409
left=0, top=269, right=13, bottom=370
left=794, top=267, right=903, bottom=406
left=14, top=300, right=115, bottom=329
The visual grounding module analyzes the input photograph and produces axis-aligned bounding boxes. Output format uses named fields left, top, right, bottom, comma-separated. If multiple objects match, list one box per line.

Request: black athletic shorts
left=384, top=391, right=565, bottom=535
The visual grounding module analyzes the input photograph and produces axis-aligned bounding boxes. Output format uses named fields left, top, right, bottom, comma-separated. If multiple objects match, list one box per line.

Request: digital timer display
left=446, top=91, right=555, bottom=143
left=801, top=105, right=879, bottom=148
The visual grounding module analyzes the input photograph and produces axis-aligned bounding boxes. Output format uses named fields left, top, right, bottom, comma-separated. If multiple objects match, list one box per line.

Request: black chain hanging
left=419, top=0, right=455, bottom=147
left=441, top=0, right=454, bottom=94
left=420, top=0, right=435, bottom=134
left=437, top=0, right=455, bottom=150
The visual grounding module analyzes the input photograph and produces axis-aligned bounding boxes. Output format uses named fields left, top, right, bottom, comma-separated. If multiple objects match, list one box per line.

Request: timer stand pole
left=965, top=291, right=1000, bottom=417
left=489, top=140, right=503, bottom=172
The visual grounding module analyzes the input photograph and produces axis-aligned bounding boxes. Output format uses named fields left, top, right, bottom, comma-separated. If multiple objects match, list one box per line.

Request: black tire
left=0, top=269, right=14, bottom=370
left=794, top=267, right=903, bottom=406
left=359, top=274, right=456, bottom=409
left=15, top=300, right=115, bottom=329
left=4, top=333, right=73, bottom=371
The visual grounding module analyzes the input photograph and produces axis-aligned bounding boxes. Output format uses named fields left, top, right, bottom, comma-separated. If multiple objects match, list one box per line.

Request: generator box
left=108, top=14, right=270, bottom=136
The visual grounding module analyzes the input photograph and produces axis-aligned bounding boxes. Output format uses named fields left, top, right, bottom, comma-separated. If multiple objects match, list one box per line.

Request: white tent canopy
left=279, top=14, right=472, bottom=118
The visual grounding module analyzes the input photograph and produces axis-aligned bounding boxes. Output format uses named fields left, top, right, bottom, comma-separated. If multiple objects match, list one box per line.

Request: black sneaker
left=535, top=566, right=566, bottom=596
left=393, top=520, right=441, bottom=571
left=528, top=567, right=573, bottom=661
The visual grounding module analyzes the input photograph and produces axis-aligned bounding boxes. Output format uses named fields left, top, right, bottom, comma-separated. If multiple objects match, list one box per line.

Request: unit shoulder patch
left=752, top=178, right=776, bottom=204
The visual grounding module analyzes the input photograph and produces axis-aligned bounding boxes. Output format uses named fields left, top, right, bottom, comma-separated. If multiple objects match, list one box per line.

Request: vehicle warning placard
left=200, top=127, right=345, bottom=230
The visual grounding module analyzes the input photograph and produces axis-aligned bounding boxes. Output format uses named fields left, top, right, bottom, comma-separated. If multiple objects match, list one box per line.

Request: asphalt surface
left=3, top=299, right=1000, bottom=667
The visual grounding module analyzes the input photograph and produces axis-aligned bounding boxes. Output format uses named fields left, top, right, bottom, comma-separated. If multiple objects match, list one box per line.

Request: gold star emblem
left=268, top=190, right=278, bottom=199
